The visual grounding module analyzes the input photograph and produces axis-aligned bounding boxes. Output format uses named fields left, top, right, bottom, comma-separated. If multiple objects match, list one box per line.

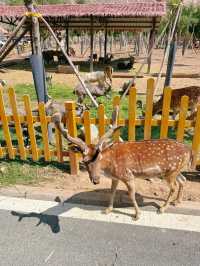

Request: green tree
left=158, top=1, right=200, bottom=51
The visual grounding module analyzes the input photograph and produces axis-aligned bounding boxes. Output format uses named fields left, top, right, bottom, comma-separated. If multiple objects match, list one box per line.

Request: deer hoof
left=157, top=207, right=165, bottom=214
left=132, top=213, right=140, bottom=221
left=171, top=200, right=181, bottom=206
left=103, top=207, right=113, bottom=215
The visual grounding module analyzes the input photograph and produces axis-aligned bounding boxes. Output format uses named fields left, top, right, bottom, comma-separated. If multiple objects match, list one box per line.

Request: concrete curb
left=1, top=185, right=200, bottom=215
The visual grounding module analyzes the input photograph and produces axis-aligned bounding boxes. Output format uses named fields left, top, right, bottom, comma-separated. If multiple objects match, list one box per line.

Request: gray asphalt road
left=0, top=209, right=200, bottom=266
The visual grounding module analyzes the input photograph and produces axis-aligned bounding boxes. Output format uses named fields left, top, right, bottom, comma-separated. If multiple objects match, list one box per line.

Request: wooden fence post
left=0, top=145, right=3, bottom=158
left=38, top=102, right=51, bottom=162
left=98, top=104, right=105, bottom=138
left=65, top=101, right=79, bottom=175
left=23, top=95, right=39, bottom=161
left=8, top=87, right=26, bottom=160
left=160, top=87, right=172, bottom=139
left=0, top=88, right=15, bottom=159
left=113, top=95, right=120, bottom=142
left=144, top=79, right=154, bottom=140
left=176, top=96, right=189, bottom=142
left=83, top=110, right=91, bottom=145
left=128, top=87, right=136, bottom=141
left=192, top=106, right=200, bottom=168
left=55, top=126, right=63, bottom=163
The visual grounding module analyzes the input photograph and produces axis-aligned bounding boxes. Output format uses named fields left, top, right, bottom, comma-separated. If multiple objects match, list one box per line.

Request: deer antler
left=96, top=106, right=121, bottom=151
left=52, top=112, right=89, bottom=154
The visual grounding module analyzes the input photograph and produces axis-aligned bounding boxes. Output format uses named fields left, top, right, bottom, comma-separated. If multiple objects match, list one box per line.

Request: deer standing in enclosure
left=53, top=107, right=193, bottom=221
left=75, top=66, right=113, bottom=104
left=152, top=86, right=200, bottom=119
left=83, top=66, right=113, bottom=87
left=74, top=82, right=111, bottom=104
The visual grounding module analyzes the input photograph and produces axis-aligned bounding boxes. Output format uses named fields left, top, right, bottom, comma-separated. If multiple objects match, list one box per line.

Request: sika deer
left=117, top=56, right=135, bottom=70
left=74, top=82, right=111, bottom=104
left=153, top=86, right=200, bottom=119
left=53, top=108, right=193, bottom=221
left=84, top=66, right=113, bottom=87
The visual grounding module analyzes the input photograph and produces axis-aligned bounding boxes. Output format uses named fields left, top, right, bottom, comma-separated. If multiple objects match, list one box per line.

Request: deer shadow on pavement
left=10, top=189, right=162, bottom=233
left=10, top=169, right=200, bottom=231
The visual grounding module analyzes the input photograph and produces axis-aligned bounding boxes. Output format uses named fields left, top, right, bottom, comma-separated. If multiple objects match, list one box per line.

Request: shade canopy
left=0, top=2, right=166, bottom=31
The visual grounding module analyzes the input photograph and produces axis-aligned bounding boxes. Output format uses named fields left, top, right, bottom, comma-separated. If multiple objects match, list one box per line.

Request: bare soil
left=3, top=166, right=200, bottom=205
left=1, top=49, right=200, bottom=94
left=40, top=167, right=200, bottom=203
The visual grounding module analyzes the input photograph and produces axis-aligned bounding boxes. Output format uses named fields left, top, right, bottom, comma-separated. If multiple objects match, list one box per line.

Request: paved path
left=0, top=196, right=200, bottom=266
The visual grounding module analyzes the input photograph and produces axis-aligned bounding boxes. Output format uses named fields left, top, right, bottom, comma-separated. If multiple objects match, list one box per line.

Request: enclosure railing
left=0, top=78, right=200, bottom=175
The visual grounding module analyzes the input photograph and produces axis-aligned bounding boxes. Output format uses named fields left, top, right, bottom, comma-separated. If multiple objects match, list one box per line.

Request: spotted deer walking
left=53, top=107, right=193, bottom=220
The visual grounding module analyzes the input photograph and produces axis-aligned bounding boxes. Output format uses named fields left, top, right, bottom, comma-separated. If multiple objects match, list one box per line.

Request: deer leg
left=172, top=174, right=186, bottom=206
left=172, top=108, right=179, bottom=120
left=158, top=176, right=176, bottom=214
left=125, top=179, right=141, bottom=221
left=104, top=179, right=119, bottom=214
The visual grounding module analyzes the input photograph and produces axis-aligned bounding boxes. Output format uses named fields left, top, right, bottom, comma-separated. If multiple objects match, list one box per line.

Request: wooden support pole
left=90, top=16, right=94, bottom=72
left=80, top=31, right=84, bottom=55
left=32, top=18, right=42, bottom=55
left=94, top=32, right=97, bottom=51
left=104, top=24, right=108, bottom=61
left=0, top=27, right=29, bottom=62
left=0, top=16, right=27, bottom=62
left=120, top=19, right=170, bottom=101
left=110, top=32, right=113, bottom=53
left=164, top=3, right=183, bottom=88
left=30, top=28, right=34, bottom=54
left=147, top=18, right=156, bottom=74
left=26, top=1, right=48, bottom=103
left=136, top=33, right=141, bottom=56
left=120, top=32, right=123, bottom=50
left=99, top=31, right=103, bottom=57
left=40, top=16, right=99, bottom=108
left=164, top=34, right=177, bottom=87
left=66, top=24, right=69, bottom=55
left=25, top=1, right=53, bottom=143
left=24, top=0, right=42, bottom=56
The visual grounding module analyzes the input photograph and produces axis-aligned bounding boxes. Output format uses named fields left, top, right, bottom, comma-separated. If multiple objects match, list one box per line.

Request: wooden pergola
left=0, top=2, right=166, bottom=71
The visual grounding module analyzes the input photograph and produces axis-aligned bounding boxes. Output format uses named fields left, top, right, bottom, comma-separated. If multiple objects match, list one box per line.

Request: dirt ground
left=1, top=49, right=200, bottom=95
left=43, top=167, right=200, bottom=202
left=5, top=165, right=200, bottom=205
left=0, top=48, right=200, bottom=203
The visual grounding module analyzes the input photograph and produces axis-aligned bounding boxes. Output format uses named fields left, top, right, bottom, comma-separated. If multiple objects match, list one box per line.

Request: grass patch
left=0, top=160, right=39, bottom=186
left=12, top=82, right=139, bottom=118
left=14, top=83, right=76, bottom=102
left=0, top=158, right=71, bottom=186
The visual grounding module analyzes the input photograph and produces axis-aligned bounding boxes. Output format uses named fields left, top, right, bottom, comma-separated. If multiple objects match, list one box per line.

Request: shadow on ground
left=10, top=170, right=200, bottom=234
left=10, top=189, right=162, bottom=234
